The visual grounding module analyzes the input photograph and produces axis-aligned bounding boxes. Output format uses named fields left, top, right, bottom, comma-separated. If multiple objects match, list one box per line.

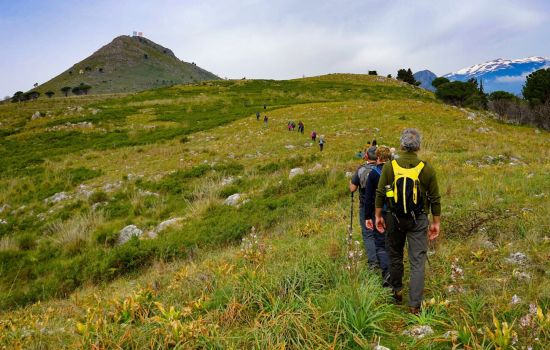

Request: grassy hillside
left=0, top=75, right=549, bottom=349
left=31, top=35, right=219, bottom=96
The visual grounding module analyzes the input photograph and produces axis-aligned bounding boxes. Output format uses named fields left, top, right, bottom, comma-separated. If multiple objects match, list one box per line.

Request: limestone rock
left=505, top=252, right=528, bottom=265
left=289, top=168, right=304, bottom=179
left=308, top=163, right=323, bottom=173
left=224, top=193, right=242, bottom=206
left=156, top=218, right=183, bottom=233
left=402, top=325, right=434, bottom=339
left=45, top=192, right=71, bottom=204
left=221, top=177, right=234, bottom=186
left=31, top=111, right=42, bottom=120
left=118, top=225, right=143, bottom=244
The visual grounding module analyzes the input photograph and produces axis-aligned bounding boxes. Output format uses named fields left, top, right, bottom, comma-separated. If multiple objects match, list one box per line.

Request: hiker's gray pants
left=385, top=213, right=429, bottom=308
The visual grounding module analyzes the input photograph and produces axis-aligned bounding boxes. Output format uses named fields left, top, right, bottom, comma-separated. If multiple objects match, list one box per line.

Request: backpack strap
left=372, top=166, right=382, bottom=176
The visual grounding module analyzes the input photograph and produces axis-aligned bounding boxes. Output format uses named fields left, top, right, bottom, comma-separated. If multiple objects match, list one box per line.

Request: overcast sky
left=1, top=0, right=549, bottom=97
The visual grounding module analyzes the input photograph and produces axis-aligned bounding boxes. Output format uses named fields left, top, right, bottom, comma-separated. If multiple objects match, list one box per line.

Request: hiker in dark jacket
left=364, top=146, right=391, bottom=282
left=256, top=111, right=260, bottom=120
left=349, top=147, right=377, bottom=268
left=375, top=128, right=441, bottom=314
left=318, top=135, right=325, bottom=151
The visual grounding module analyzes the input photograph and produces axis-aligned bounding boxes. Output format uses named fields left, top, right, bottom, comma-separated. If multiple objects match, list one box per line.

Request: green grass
left=0, top=74, right=549, bottom=349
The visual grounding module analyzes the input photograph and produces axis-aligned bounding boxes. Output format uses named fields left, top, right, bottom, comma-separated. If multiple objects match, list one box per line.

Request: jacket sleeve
left=365, top=171, right=376, bottom=219
left=424, top=164, right=441, bottom=216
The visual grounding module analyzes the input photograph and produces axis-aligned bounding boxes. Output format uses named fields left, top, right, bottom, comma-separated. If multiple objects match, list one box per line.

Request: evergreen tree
left=522, top=68, right=550, bottom=105
left=397, top=68, right=420, bottom=86
left=61, top=86, right=71, bottom=97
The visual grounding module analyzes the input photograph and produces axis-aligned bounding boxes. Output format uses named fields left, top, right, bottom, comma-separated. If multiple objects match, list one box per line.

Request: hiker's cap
left=400, top=128, right=421, bottom=152
left=367, top=146, right=377, bottom=160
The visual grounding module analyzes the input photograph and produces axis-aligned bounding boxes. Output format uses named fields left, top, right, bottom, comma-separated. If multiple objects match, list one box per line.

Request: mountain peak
left=444, top=56, right=550, bottom=94
left=34, top=35, right=219, bottom=96
left=413, top=70, right=437, bottom=91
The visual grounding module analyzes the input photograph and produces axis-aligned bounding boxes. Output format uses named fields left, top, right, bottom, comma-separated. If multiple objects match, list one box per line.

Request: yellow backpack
left=391, top=160, right=425, bottom=217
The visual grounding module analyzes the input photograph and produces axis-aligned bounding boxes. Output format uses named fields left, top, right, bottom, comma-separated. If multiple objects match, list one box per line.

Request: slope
left=0, top=75, right=549, bottom=349
left=34, top=35, right=220, bottom=96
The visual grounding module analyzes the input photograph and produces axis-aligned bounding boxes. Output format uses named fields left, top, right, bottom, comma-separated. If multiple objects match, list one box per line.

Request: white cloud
left=1, top=0, right=549, bottom=96
left=494, top=74, right=529, bottom=83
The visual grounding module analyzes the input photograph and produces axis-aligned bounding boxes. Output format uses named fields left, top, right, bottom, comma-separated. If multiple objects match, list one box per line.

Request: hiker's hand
left=366, top=219, right=373, bottom=230
left=428, top=222, right=440, bottom=240
left=375, top=216, right=385, bottom=233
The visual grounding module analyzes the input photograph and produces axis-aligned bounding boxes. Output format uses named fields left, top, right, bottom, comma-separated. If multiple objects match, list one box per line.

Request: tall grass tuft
left=47, top=210, right=105, bottom=248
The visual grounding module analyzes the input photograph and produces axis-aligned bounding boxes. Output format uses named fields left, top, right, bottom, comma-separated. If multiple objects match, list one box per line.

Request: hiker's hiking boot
left=392, top=290, right=403, bottom=304
left=382, top=273, right=391, bottom=288
left=409, top=307, right=421, bottom=315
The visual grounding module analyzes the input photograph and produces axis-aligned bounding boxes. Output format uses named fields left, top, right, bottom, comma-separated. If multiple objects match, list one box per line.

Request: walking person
left=298, top=121, right=304, bottom=134
left=256, top=111, right=260, bottom=121
left=318, top=135, right=325, bottom=151
left=311, top=131, right=317, bottom=142
left=349, top=146, right=378, bottom=269
left=263, top=115, right=268, bottom=126
left=375, top=129, right=441, bottom=314
left=364, top=146, right=392, bottom=282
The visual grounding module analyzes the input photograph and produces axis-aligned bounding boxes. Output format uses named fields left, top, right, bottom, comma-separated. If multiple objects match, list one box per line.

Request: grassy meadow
left=0, top=74, right=549, bottom=349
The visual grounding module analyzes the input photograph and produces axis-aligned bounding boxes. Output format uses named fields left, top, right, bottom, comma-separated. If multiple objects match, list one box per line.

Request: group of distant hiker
left=255, top=107, right=325, bottom=152
left=349, top=128, right=441, bottom=315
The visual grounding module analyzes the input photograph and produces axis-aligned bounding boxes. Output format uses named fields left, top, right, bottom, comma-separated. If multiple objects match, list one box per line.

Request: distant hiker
left=364, top=146, right=392, bottom=283
left=318, top=135, right=325, bottom=151
left=264, top=104, right=267, bottom=110
left=355, top=149, right=364, bottom=158
left=375, top=128, right=441, bottom=315
left=298, top=121, right=304, bottom=133
left=256, top=111, right=260, bottom=121
left=288, top=122, right=292, bottom=131
left=349, top=146, right=378, bottom=269
left=264, top=115, right=268, bottom=126
left=291, top=121, right=296, bottom=131
left=311, top=131, right=317, bottom=142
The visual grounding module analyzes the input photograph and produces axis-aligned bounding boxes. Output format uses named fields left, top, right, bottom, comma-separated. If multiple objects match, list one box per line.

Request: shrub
left=523, top=68, right=550, bottom=105
left=89, top=190, right=109, bottom=204
left=213, top=161, right=244, bottom=176
left=219, top=185, right=239, bottom=198
left=17, top=233, right=36, bottom=251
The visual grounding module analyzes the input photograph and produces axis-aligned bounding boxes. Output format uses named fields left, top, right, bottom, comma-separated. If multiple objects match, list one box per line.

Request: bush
left=17, top=233, right=36, bottom=251
left=435, top=81, right=479, bottom=107
left=523, top=68, right=550, bottom=105
left=431, top=77, right=450, bottom=89
left=89, top=190, right=109, bottom=204
left=219, top=185, right=239, bottom=198
left=213, top=161, right=244, bottom=176
left=257, top=162, right=281, bottom=174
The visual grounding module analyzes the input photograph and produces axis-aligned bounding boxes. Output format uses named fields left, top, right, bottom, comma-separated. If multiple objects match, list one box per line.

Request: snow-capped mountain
left=444, top=56, right=550, bottom=95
